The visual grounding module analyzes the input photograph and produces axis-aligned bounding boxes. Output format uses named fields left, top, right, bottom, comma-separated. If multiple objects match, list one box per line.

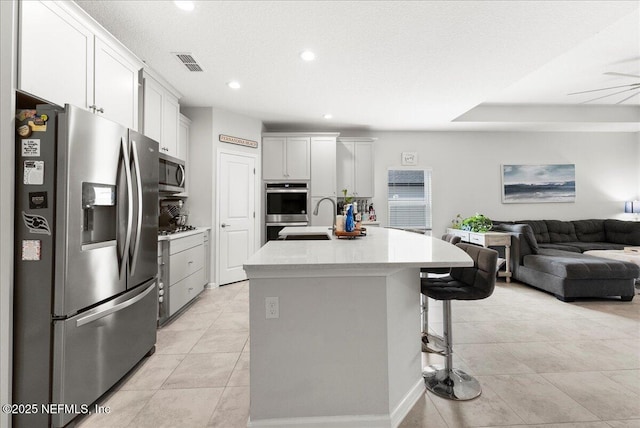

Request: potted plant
left=459, top=213, right=493, bottom=232
left=341, top=189, right=353, bottom=204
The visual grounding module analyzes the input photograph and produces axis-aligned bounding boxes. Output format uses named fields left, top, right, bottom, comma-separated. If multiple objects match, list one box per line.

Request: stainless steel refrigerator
left=13, top=102, right=159, bottom=427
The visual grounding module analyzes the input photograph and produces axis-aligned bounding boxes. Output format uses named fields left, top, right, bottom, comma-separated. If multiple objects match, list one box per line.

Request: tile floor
left=77, top=279, right=639, bottom=428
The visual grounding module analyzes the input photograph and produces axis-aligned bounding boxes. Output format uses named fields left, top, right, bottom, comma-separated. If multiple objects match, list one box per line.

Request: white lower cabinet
left=169, top=243, right=204, bottom=281
left=169, top=269, right=205, bottom=315
left=158, top=232, right=206, bottom=324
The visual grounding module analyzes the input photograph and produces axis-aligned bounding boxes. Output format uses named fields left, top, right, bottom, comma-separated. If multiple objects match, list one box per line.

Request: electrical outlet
left=265, top=297, right=279, bottom=319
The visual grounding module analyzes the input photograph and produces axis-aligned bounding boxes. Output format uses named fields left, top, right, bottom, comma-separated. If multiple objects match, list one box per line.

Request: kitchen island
left=243, top=227, right=473, bottom=428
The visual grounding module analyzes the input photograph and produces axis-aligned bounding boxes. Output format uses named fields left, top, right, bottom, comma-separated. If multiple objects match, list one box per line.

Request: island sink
left=277, top=226, right=333, bottom=241
left=280, top=234, right=331, bottom=240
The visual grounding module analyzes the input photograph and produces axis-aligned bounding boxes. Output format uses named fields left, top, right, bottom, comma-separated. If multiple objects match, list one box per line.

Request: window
left=387, top=169, right=432, bottom=230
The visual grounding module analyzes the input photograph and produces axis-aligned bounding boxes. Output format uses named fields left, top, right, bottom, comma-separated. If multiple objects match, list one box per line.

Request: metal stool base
left=423, top=365, right=482, bottom=401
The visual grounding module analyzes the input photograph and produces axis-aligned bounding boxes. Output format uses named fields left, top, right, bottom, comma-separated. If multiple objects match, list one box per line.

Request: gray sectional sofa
left=493, top=219, right=639, bottom=302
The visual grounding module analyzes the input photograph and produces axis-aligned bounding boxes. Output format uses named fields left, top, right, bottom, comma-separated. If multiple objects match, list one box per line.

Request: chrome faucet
left=313, top=197, right=337, bottom=234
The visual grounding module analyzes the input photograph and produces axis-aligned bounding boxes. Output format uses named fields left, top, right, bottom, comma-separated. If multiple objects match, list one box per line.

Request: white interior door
left=218, top=151, right=256, bottom=285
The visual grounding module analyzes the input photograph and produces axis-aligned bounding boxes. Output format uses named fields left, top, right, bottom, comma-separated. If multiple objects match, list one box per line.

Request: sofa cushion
left=523, top=249, right=640, bottom=280
left=563, top=242, right=625, bottom=252
left=538, top=243, right=582, bottom=253
left=572, top=219, right=606, bottom=242
left=520, top=220, right=550, bottom=243
left=494, top=223, right=539, bottom=255
left=605, top=219, right=640, bottom=245
left=545, top=220, right=578, bottom=242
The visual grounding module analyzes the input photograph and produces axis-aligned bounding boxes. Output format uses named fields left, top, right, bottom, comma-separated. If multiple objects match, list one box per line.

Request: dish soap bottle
left=345, top=204, right=355, bottom=232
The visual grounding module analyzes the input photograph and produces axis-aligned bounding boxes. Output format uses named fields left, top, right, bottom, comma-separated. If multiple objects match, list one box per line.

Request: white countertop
left=246, top=226, right=473, bottom=272
left=157, top=226, right=211, bottom=241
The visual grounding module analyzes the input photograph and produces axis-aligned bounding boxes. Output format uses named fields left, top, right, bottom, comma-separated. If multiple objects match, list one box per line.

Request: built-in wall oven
left=265, top=182, right=309, bottom=241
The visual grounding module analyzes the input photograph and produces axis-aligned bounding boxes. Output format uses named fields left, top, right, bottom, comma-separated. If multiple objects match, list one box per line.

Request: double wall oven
left=265, top=182, right=309, bottom=241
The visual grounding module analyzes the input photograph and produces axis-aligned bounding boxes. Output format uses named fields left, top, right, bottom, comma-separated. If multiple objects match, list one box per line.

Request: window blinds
left=387, top=169, right=432, bottom=230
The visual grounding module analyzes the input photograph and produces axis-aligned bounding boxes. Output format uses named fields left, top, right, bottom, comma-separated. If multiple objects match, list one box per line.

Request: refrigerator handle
left=130, top=139, right=143, bottom=276
left=120, top=137, right=133, bottom=280
left=75, top=282, right=155, bottom=327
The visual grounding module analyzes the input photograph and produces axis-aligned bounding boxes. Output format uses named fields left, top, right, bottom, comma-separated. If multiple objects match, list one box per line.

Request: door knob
left=221, top=223, right=228, bottom=228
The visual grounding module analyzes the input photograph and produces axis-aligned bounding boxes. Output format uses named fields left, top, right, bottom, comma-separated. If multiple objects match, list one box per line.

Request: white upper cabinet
left=178, top=114, right=190, bottom=162
left=94, top=37, right=139, bottom=130
left=142, top=71, right=181, bottom=158
left=262, top=135, right=310, bottom=180
left=310, top=137, right=337, bottom=197
left=19, top=1, right=142, bottom=130
left=262, top=137, right=286, bottom=180
left=354, top=141, right=374, bottom=197
left=142, top=76, right=163, bottom=143
left=162, top=94, right=180, bottom=157
left=19, top=0, right=93, bottom=112
left=174, top=114, right=191, bottom=197
left=336, top=140, right=355, bottom=195
left=336, top=138, right=375, bottom=198
left=285, top=137, right=311, bottom=179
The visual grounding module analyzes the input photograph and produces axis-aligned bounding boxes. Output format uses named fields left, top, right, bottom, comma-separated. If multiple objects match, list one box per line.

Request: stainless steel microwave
left=159, top=153, right=185, bottom=193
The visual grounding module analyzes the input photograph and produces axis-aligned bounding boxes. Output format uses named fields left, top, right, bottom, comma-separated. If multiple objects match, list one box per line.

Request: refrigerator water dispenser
left=82, top=182, right=116, bottom=249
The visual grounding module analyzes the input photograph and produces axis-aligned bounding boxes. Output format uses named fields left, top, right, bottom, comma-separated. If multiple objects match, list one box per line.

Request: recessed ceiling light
left=227, top=81, right=241, bottom=89
left=174, top=1, right=194, bottom=11
left=300, top=50, right=316, bottom=61
left=323, top=114, right=333, bottom=119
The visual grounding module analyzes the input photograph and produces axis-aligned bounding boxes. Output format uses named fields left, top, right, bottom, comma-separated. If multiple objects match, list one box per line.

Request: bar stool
left=421, top=234, right=462, bottom=353
left=421, top=243, right=498, bottom=400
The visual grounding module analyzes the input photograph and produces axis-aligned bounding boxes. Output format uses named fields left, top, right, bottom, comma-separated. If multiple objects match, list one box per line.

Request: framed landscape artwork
left=502, top=164, right=576, bottom=203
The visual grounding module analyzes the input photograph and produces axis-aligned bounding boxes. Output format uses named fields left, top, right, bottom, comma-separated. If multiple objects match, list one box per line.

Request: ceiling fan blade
left=580, top=86, right=640, bottom=104
left=568, top=83, right=640, bottom=95
left=604, top=72, right=640, bottom=78
left=615, top=89, right=640, bottom=105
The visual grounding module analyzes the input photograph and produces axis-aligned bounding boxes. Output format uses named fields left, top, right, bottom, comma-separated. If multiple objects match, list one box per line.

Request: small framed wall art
left=401, top=152, right=418, bottom=166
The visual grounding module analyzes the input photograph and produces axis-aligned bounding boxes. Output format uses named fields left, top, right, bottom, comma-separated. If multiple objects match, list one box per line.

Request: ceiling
left=75, top=1, right=640, bottom=132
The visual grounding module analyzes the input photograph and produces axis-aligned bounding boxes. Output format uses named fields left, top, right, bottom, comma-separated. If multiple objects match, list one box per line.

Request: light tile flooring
left=77, top=280, right=639, bottom=428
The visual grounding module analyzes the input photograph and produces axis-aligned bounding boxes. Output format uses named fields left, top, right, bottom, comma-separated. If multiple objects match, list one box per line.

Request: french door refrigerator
left=13, top=103, right=159, bottom=428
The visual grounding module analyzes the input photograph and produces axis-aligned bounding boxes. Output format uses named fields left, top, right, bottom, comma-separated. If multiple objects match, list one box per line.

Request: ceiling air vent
left=173, top=52, right=203, bottom=72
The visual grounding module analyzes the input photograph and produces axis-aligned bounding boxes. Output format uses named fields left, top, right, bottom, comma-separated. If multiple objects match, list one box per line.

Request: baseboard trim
left=248, top=379, right=425, bottom=428
left=248, top=414, right=391, bottom=428
left=390, top=378, right=425, bottom=427
left=204, top=282, right=218, bottom=289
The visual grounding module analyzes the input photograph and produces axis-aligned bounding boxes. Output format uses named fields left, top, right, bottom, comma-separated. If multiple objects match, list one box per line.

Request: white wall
left=182, top=107, right=263, bottom=286
left=340, top=131, right=639, bottom=235
left=0, top=1, right=17, bottom=426
left=637, top=133, right=640, bottom=199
